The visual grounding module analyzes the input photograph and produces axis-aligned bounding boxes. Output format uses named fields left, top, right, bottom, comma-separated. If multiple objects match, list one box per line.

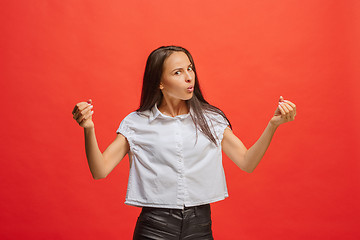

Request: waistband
left=141, top=204, right=211, bottom=217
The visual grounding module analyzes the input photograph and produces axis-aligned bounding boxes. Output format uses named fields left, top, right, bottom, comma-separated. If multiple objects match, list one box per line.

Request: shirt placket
left=175, top=118, right=187, bottom=206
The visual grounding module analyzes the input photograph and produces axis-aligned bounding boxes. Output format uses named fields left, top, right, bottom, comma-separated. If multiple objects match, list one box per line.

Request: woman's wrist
left=84, top=126, right=95, bottom=134
left=268, top=119, right=280, bottom=129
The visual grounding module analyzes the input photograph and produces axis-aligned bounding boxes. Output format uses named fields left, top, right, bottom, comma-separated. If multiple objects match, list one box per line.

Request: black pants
left=133, top=204, right=214, bottom=240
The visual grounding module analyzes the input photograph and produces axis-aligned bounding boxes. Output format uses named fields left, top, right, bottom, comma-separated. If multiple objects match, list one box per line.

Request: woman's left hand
left=270, top=96, right=297, bottom=127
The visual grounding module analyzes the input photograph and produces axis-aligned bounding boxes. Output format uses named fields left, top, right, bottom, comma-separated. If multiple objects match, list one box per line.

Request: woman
left=72, top=46, right=296, bottom=239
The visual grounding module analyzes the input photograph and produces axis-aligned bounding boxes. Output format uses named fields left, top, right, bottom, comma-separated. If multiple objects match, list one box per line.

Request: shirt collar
left=149, top=103, right=191, bottom=122
left=149, top=104, right=161, bottom=122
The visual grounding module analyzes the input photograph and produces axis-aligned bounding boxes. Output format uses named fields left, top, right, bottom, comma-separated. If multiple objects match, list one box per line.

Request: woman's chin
left=184, top=93, right=194, bottom=100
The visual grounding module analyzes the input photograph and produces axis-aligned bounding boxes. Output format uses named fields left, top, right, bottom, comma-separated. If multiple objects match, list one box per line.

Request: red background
left=1, top=0, right=359, bottom=239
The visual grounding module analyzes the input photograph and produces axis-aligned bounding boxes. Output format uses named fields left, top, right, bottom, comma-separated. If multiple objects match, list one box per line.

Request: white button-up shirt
left=117, top=104, right=229, bottom=209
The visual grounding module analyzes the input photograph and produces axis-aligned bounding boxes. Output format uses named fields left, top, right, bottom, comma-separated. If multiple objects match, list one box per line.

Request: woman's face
left=160, top=51, right=195, bottom=101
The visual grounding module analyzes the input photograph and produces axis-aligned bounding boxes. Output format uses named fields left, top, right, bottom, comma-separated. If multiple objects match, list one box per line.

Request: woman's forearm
left=73, top=100, right=128, bottom=179
left=243, top=122, right=278, bottom=172
left=84, top=127, right=106, bottom=179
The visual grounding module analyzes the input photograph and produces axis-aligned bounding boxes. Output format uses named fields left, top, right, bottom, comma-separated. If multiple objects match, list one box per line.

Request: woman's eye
left=175, top=71, right=181, bottom=75
left=188, top=67, right=192, bottom=71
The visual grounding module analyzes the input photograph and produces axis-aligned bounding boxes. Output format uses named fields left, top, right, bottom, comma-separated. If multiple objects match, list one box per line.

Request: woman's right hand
left=72, top=99, right=94, bottom=129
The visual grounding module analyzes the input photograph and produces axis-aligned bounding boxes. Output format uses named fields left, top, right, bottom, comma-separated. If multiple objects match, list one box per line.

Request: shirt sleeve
left=116, top=113, right=133, bottom=140
left=206, top=111, right=230, bottom=144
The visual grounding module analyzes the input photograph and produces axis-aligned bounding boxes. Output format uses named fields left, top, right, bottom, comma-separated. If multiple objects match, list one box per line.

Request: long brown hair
left=137, top=46, right=231, bottom=145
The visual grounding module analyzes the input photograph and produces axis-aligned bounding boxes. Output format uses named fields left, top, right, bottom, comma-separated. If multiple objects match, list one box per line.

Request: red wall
left=1, top=0, right=359, bottom=239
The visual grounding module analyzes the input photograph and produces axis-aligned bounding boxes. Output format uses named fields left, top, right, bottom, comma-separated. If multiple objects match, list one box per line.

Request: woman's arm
left=73, top=99, right=130, bottom=179
left=221, top=96, right=296, bottom=173
left=84, top=129, right=129, bottom=179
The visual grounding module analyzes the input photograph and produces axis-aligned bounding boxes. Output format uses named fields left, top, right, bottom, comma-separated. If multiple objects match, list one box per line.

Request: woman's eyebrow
left=171, top=64, right=193, bottom=72
left=172, top=67, right=183, bottom=72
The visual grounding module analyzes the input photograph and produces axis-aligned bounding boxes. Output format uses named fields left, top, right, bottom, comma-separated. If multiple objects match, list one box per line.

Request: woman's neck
left=158, top=98, right=188, bottom=117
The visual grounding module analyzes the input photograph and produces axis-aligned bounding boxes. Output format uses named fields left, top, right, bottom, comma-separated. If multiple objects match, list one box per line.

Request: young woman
left=72, top=46, right=296, bottom=239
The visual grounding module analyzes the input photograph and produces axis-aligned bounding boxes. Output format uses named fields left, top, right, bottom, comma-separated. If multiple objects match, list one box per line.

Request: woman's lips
left=187, top=86, right=194, bottom=92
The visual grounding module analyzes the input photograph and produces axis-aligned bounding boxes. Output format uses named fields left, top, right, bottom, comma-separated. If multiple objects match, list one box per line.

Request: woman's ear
left=159, top=82, right=164, bottom=90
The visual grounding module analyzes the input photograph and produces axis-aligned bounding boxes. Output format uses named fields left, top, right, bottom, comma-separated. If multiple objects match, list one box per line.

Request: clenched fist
left=72, top=99, right=94, bottom=129
left=270, top=96, right=297, bottom=127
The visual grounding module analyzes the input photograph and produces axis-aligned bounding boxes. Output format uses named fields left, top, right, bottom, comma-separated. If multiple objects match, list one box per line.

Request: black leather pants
left=133, top=204, right=214, bottom=240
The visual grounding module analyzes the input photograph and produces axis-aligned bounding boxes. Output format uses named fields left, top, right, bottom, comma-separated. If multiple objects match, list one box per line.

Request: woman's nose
left=185, top=72, right=193, bottom=83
